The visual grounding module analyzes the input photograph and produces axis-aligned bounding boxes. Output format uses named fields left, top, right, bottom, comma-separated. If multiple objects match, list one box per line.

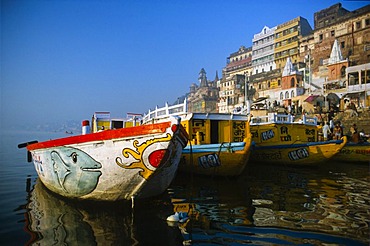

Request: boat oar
left=18, top=141, right=38, bottom=162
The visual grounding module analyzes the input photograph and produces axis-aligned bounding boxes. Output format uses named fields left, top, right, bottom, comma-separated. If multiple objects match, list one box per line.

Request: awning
left=304, top=95, right=319, bottom=103
left=251, top=102, right=266, bottom=107
left=343, top=91, right=365, bottom=97
left=254, top=97, right=268, bottom=103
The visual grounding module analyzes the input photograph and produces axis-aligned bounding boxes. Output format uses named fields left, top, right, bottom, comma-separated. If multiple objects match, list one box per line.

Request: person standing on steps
left=333, top=121, right=343, bottom=140
left=322, top=122, right=331, bottom=141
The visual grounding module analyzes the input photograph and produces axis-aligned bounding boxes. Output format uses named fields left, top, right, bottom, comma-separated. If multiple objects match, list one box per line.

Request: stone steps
left=334, top=110, right=370, bottom=135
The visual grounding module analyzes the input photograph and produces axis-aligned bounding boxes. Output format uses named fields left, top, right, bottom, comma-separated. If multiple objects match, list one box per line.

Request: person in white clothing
left=329, top=119, right=334, bottom=133
left=322, top=122, right=331, bottom=141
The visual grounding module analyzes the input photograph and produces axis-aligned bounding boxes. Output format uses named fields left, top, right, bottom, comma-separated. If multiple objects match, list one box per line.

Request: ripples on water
left=170, top=165, right=369, bottom=245
left=0, top=130, right=369, bottom=245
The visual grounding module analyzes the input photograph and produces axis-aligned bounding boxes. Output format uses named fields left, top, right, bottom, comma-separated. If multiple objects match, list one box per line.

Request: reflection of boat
left=19, top=117, right=188, bottom=201
left=167, top=170, right=368, bottom=245
left=168, top=173, right=254, bottom=232
left=331, top=141, right=370, bottom=163
left=25, top=179, right=183, bottom=245
left=143, top=101, right=252, bottom=176
left=250, top=113, right=347, bottom=165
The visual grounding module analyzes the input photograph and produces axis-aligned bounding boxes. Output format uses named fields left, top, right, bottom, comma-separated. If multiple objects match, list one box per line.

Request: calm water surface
left=0, top=130, right=369, bottom=245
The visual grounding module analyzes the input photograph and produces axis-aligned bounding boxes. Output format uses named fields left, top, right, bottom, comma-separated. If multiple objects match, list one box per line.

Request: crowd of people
left=319, top=121, right=369, bottom=143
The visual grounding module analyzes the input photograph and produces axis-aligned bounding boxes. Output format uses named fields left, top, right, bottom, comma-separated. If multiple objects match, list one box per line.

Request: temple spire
left=282, top=57, right=295, bottom=76
left=328, top=39, right=344, bottom=64
left=198, top=68, right=207, bottom=87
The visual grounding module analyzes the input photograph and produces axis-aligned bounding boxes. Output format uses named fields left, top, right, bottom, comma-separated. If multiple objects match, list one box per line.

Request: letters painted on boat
left=250, top=113, right=347, bottom=165
left=331, top=142, right=370, bottom=163
left=20, top=117, right=188, bottom=201
left=142, top=101, right=252, bottom=176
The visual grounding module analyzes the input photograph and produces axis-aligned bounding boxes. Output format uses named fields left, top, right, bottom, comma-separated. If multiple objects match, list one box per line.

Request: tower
left=198, top=68, right=207, bottom=87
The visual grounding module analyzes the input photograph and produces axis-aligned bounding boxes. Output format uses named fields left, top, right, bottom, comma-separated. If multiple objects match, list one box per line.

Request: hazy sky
left=1, top=0, right=368, bottom=128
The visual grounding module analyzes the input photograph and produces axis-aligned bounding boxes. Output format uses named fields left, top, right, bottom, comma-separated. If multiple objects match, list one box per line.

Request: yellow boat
left=143, top=101, right=252, bottom=176
left=179, top=113, right=252, bottom=176
left=331, top=142, right=370, bottom=163
left=250, top=113, right=347, bottom=165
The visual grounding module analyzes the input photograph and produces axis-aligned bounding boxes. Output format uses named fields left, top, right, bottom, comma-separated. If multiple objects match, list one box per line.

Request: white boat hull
left=26, top=118, right=188, bottom=201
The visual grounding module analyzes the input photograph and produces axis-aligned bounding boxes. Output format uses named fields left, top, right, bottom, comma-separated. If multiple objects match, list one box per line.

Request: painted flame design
left=115, top=133, right=172, bottom=179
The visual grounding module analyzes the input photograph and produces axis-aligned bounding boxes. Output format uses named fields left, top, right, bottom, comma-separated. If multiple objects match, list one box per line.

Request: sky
left=1, top=0, right=369, bottom=128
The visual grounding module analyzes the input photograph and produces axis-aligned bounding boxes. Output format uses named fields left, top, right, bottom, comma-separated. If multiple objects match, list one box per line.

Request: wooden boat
left=250, top=113, right=347, bottom=165
left=142, top=100, right=252, bottom=176
left=331, top=141, right=370, bottom=163
left=91, top=111, right=142, bottom=132
left=19, top=116, right=188, bottom=201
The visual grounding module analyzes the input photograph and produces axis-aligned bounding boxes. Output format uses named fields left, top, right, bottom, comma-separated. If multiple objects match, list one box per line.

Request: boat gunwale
left=252, top=137, right=346, bottom=150
left=27, top=121, right=173, bottom=151
left=183, top=141, right=246, bottom=153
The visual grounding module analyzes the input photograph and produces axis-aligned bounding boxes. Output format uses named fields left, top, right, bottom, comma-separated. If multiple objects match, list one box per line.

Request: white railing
left=250, top=113, right=317, bottom=126
left=143, top=99, right=318, bottom=126
left=143, top=99, right=188, bottom=123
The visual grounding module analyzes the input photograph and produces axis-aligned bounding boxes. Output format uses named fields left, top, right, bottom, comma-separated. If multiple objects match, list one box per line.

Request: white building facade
left=252, top=26, right=277, bottom=75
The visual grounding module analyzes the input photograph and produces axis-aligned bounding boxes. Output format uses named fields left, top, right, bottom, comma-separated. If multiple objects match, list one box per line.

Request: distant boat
left=19, top=116, right=188, bottom=201
left=142, top=100, right=253, bottom=176
left=65, top=131, right=73, bottom=134
left=250, top=113, right=347, bottom=165
left=331, top=141, right=370, bottom=163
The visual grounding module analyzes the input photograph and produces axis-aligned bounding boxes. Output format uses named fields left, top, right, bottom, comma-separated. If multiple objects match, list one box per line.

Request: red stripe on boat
left=27, top=122, right=171, bottom=151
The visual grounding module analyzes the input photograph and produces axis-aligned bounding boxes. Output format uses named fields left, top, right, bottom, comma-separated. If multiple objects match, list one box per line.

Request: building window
left=348, top=72, right=359, bottom=86
left=341, top=41, right=345, bottom=49
left=280, top=92, right=283, bottom=100
left=366, top=19, right=370, bottom=26
left=319, top=34, right=323, bottom=41
left=356, top=21, right=361, bottom=29
left=291, top=78, right=295, bottom=87
left=340, top=66, right=346, bottom=78
left=331, top=30, right=335, bottom=37
left=361, top=71, right=366, bottom=84
left=285, top=91, right=289, bottom=99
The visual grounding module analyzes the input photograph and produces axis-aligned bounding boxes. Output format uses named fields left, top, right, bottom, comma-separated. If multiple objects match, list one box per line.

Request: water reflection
left=23, top=161, right=369, bottom=245
left=168, top=162, right=369, bottom=245
left=25, top=179, right=183, bottom=245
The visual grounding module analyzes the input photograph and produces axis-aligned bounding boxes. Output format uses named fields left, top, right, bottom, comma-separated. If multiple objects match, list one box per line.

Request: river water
left=0, top=130, right=369, bottom=245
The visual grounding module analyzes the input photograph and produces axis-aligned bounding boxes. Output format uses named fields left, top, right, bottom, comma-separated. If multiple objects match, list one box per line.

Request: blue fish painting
left=50, top=147, right=102, bottom=197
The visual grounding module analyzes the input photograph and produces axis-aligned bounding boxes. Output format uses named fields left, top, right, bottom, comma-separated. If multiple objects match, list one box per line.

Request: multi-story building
left=214, top=3, right=370, bottom=114
left=218, top=46, right=253, bottom=113
left=248, top=68, right=281, bottom=102
left=306, top=3, right=370, bottom=87
left=252, top=26, right=277, bottom=75
left=218, top=74, right=246, bottom=113
left=274, top=16, right=313, bottom=70
left=238, top=16, right=313, bottom=111
left=323, top=38, right=370, bottom=109
left=187, top=68, right=219, bottom=113
left=224, top=46, right=252, bottom=77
